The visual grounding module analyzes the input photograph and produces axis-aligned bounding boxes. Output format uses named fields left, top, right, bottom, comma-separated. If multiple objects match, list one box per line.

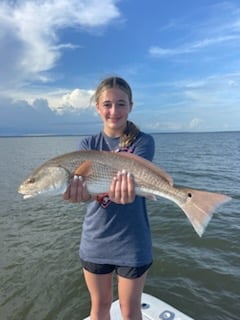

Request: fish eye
left=27, top=178, right=35, bottom=184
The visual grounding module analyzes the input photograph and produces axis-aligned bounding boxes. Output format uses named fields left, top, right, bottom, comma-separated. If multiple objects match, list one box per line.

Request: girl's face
left=96, top=88, right=133, bottom=137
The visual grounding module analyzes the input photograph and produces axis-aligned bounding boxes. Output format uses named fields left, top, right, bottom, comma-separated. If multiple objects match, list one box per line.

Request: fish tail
left=179, top=188, right=231, bottom=237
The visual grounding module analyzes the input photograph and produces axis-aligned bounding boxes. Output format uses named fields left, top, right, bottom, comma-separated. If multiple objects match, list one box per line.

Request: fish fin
left=146, top=195, right=157, bottom=201
left=179, top=188, right=231, bottom=237
left=74, top=160, right=93, bottom=177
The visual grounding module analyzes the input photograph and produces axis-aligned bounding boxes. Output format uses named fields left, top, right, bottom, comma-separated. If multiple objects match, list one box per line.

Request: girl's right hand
left=63, top=176, right=91, bottom=203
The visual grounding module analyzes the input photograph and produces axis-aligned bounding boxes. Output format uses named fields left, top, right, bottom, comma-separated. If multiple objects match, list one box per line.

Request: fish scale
left=86, top=161, right=117, bottom=194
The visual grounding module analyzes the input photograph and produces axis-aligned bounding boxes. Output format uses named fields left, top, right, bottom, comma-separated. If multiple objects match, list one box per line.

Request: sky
left=0, top=0, right=240, bottom=135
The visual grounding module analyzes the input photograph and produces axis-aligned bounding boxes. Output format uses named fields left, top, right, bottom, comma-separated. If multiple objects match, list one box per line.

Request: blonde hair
left=95, top=76, right=140, bottom=148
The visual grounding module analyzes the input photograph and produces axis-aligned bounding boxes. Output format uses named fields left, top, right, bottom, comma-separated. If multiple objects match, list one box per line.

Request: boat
left=83, top=292, right=194, bottom=319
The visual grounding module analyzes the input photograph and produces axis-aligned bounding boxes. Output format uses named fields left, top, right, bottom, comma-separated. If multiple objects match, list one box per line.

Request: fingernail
left=73, top=175, right=78, bottom=181
left=122, top=169, right=127, bottom=174
left=79, top=176, right=83, bottom=181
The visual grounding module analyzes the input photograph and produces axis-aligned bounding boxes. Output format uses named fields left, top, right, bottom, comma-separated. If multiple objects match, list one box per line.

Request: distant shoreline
left=0, top=130, right=239, bottom=138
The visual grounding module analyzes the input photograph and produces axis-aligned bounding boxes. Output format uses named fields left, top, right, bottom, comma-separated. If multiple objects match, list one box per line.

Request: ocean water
left=0, top=132, right=239, bottom=320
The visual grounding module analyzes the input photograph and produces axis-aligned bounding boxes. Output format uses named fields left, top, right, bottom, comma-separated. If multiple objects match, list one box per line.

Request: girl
left=64, top=77, right=155, bottom=320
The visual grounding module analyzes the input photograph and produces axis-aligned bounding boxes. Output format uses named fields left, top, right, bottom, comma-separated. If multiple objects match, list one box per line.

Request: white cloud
left=52, top=88, right=95, bottom=113
left=189, top=118, right=203, bottom=129
left=149, top=35, right=240, bottom=57
left=0, top=0, right=121, bottom=89
left=149, top=2, right=240, bottom=58
left=0, top=0, right=121, bottom=135
left=19, top=87, right=96, bottom=112
left=0, top=95, right=100, bottom=135
left=133, top=70, right=240, bottom=133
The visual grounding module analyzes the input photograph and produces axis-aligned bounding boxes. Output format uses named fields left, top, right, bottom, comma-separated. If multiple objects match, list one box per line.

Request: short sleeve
left=133, top=133, right=155, bottom=161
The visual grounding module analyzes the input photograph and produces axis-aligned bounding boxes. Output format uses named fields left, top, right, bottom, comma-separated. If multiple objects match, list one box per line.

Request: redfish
left=18, top=150, right=231, bottom=237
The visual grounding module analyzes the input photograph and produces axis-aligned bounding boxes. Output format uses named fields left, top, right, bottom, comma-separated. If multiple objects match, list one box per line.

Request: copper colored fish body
left=18, top=150, right=231, bottom=237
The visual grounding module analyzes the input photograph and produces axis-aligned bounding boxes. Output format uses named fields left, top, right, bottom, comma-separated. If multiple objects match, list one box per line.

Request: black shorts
left=80, top=259, right=152, bottom=279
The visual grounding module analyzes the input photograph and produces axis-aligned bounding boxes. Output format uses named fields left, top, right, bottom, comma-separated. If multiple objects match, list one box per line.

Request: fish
left=18, top=150, right=231, bottom=237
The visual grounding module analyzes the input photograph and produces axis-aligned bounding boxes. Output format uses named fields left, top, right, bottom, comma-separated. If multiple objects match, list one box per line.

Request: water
left=0, top=132, right=239, bottom=320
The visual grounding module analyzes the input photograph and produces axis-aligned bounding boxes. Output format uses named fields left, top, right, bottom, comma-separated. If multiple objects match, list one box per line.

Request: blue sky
left=0, top=0, right=240, bottom=135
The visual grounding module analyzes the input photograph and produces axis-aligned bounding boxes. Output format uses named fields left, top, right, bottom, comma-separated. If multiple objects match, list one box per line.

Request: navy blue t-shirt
left=79, top=131, right=155, bottom=267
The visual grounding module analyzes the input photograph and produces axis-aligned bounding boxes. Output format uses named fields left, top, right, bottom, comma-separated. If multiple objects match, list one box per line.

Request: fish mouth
left=18, top=189, right=36, bottom=199
left=22, top=194, right=35, bottom=199
left=18, top=185, right=37, bottom=199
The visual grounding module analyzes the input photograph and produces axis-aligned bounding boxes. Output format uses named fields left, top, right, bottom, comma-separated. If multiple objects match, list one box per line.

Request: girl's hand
left=63, top=176, right=91, bottom=203
left=109, top=170, right=135, bottom=204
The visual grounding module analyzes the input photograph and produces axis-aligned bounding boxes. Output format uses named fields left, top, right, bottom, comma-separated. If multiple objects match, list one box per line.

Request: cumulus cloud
left=0, top=95, right=100, bottom=135
left=54, top=88, right=95, bottom=114
left=0, top=0, right=120, bottom=89
left=0, top=0, right=121, bottom=135
left=0, top=96, right=52, bottom=134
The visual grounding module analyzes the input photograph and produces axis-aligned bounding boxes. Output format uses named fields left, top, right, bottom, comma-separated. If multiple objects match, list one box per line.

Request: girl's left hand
left=109, top=170, right=135, bottom=204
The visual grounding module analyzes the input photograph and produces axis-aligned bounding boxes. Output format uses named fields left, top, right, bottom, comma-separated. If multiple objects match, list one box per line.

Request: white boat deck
left=84, top=292, right=194, bottom=320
